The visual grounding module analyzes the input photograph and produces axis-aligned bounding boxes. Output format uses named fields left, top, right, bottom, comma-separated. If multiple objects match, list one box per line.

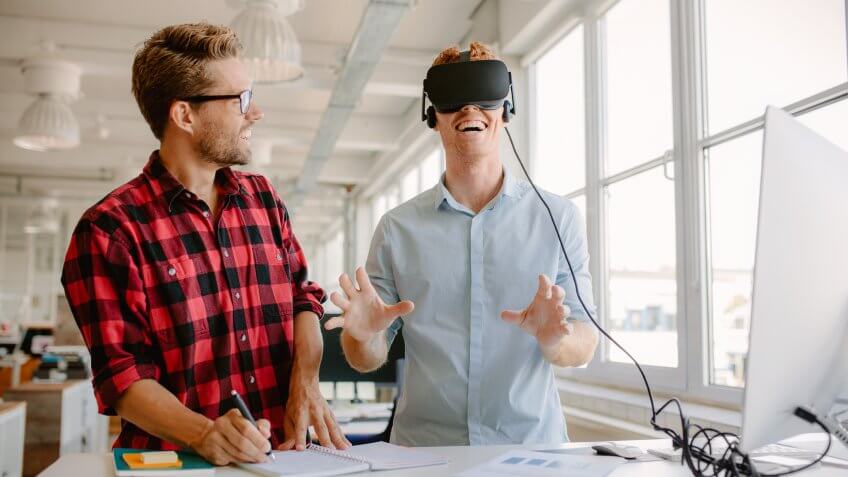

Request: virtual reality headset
left=421, top=57, right=516, bottom=127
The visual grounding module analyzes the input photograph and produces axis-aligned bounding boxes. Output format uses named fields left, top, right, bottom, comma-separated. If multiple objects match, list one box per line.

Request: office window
left=703, top=1, right=848, bottom=388
left=604, top=0, right=673, bottom=175
left=605, top=167, right=677, bottom=367
left=601, top=0, right=677, bottom=367
left=534, top=24, right=585, bottom=195
left=385, top=186, right=399, bottom=210
left=400, top=166, right=419, bottom=202
left=420, top=148, right=442, bottom=190
left=706, top=132, right=762, bottom=387
left=371, top=194, right=388, bottom=233
left=704, top=0, right=848, bottom=134
left=326, top=230, right=344, bottom=280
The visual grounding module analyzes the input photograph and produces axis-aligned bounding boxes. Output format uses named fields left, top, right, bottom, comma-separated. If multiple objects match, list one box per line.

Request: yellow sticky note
left=123, top=453, right=183, bottom=470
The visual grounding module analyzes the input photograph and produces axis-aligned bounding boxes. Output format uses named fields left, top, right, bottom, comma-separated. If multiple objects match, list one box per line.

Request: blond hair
left=131, top=23, right=241, bottom=139
left=432, top=41, right=497, bottom=66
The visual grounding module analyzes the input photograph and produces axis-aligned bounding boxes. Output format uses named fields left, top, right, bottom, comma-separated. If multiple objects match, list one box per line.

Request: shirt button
left=202, top=210, right=210, bottom=218
left=234, top=292, right=241, bottom=300
left=223, top=249, right=229, bottom=258
left=276, top=252, right=282, bottom=261
left=240, top=333, right=247, bottom=342
left=167, top=267, right=176, bottom=277
left=248, top=375, right=255, bottom=384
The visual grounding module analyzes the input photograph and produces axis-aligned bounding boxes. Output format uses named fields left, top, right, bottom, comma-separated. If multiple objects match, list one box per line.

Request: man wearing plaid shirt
left=61, top=23, right=349, bottom=465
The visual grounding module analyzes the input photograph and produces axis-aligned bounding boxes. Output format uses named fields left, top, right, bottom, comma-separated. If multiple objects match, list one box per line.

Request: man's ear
left=169, top=100, right=197, bottom=135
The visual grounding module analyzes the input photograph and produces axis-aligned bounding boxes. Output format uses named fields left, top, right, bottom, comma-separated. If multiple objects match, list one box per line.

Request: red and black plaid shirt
left=61, top=151, right=325, bottom=450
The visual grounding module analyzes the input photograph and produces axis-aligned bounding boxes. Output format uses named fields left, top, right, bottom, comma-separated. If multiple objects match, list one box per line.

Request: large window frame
left=529, top=0, right=848, bottom=407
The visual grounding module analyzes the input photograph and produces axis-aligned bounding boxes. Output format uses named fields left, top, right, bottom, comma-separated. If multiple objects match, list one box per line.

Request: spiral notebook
left=238, top=441, right=447, bottom=477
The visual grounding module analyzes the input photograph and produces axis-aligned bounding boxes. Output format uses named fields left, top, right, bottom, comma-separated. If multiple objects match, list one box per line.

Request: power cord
left=503, top=127, right=832, bottom=476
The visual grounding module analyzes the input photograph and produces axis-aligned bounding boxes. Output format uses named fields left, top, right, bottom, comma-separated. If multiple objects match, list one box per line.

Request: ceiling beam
left=292, top=0, right=413, bottom=201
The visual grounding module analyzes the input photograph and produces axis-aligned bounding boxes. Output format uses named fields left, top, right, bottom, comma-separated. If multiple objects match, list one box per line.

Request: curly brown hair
left=432, top=41, right=497, bottom=66
left=131, top=23, right=242, bottom=139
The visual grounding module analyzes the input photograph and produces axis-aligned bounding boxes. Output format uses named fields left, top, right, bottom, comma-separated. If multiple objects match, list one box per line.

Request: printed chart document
left=239, top=441, right=447, bottom=477
left=455, top=450, right=621, bottom=477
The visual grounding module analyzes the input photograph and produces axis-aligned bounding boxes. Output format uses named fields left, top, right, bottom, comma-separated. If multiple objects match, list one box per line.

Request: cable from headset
left=503, top=126, right=831, bottom=477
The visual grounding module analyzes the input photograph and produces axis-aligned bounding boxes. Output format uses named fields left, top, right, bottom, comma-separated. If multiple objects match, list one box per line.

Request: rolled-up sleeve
left=555, top=199, right=598, bottom=333
left=277, top=198, right=325, bottom=318
left=366, top=215, right=403, bottom=345
left=61, top=221, right=161, bottom=414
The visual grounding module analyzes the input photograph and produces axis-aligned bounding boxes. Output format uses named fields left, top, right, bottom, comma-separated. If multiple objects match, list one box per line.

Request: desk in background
left=5, top=380, right=109, bottom=477
left=0, top=401, right=26, bottom=477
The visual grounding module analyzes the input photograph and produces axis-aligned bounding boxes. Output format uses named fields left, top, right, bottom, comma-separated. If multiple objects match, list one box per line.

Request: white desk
left=38, top=436, right=848, bottom=477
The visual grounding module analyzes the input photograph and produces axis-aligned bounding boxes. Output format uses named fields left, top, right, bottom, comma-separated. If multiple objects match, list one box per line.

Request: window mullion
left=671, top=0, right=711, bottom=397
left=583, top=5, right=607, bottom=365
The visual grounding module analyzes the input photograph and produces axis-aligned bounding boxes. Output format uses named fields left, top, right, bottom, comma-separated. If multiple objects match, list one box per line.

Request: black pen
left=230, top=390, right=276, bottom=461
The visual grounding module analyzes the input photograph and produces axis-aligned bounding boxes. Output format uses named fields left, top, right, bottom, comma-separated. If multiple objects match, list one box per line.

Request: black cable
left=503, top=126, right=832, bottom=477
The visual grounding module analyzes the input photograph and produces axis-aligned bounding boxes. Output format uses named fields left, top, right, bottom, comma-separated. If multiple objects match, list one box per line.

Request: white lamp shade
left=231, top=0, right=304, bottom=83
left=14, top=94, right=80, bottom=151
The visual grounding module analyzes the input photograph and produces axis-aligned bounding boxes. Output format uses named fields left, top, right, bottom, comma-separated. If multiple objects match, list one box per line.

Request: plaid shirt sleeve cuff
left=93, top=360, right=161, bottom=415
left=293, top=297, right=324, bottom=319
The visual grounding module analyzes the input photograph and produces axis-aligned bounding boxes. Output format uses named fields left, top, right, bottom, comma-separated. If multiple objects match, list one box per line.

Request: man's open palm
left=501, top=274, right=573, bottom=349
left=324, top=267, right=414, bottom=342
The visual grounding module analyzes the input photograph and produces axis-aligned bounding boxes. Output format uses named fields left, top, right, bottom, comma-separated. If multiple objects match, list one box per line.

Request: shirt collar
left=433, top=167, right=520, bottom=211
left=143, top=150, right=246, bottom=213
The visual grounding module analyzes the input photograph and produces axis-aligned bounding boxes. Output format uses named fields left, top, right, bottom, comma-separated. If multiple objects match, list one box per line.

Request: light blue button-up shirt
left=366, top=169, right=596, bottom=446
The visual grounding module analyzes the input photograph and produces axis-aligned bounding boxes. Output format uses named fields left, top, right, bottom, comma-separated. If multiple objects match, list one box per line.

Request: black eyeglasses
left=180, top=89, right=253, bottom=114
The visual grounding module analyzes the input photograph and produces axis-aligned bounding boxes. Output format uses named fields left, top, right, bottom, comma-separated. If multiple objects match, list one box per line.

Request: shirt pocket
left=251, top=244, right=295, bottom=317
left=141, top=257, right=211, bottom=348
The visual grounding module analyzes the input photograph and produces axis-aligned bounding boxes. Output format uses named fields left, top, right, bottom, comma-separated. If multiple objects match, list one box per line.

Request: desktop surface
left=39, top=435, right=848, bottom=477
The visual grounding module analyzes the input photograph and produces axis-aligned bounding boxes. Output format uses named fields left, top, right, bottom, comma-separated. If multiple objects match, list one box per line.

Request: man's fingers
left=339, top=273, right=358, bottom=297
left=294, top=412, right=310, bottom=451
left=216, top=425, right=264, bottom=463
left=501, top=309, right=524, bottom=324
left=323, top=316, right=345, bottom=330
left=277, top=439, right=295, bottom=451
left=386, top=300, right=414, bottom=318
left=536, top=274, right=553, bottom=300
left=313, top=416, right=333, bottom=450
left=256, top=419, right=272, bottom=439
left=325, top=414, right=350, bottom=449
left=230, top=414, right=271, bottom=453
left=210, top=437, right=240, bottom=465
left=329, top=291, right=350, bottom=311
left=355, top=267, right=375, bottom=294
left=551, top=285, right=566, bottom=302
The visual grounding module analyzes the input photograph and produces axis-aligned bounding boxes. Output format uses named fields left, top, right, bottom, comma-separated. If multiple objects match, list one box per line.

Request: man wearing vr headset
left=325, top=42, right=599, bottom=446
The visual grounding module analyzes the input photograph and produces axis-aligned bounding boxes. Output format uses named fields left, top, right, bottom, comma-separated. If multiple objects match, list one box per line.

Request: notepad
left=113, top=449, right=215, bottom=476
left=238, top=441, right=447, bottom=477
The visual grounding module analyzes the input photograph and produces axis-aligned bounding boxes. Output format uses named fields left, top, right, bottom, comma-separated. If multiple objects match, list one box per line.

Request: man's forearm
left=291, top=312, right=323, bottom=386
left=340, top=329, right=389, bottom=373
left=541, top=321, right=599, bottom=367
left=115, top=379, right=212, bottom=449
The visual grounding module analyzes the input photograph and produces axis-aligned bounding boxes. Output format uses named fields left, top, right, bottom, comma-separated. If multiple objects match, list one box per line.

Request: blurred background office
left=0, top=1, right=846, bottom=476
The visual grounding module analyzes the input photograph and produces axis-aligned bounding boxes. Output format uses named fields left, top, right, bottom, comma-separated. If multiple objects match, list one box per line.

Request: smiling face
left=192, top=58, right=263, bottom=167
left=434, top=103, right=503, bottom=164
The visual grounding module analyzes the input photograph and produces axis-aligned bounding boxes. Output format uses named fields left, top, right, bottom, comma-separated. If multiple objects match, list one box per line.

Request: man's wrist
left=184, top=415, right=215, bottom=451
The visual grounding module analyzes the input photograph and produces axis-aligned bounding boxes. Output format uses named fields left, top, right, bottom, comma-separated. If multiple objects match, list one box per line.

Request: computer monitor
left=740, top=106, right=848, bottom=452
left=319, top=313, right=405, bottom=384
